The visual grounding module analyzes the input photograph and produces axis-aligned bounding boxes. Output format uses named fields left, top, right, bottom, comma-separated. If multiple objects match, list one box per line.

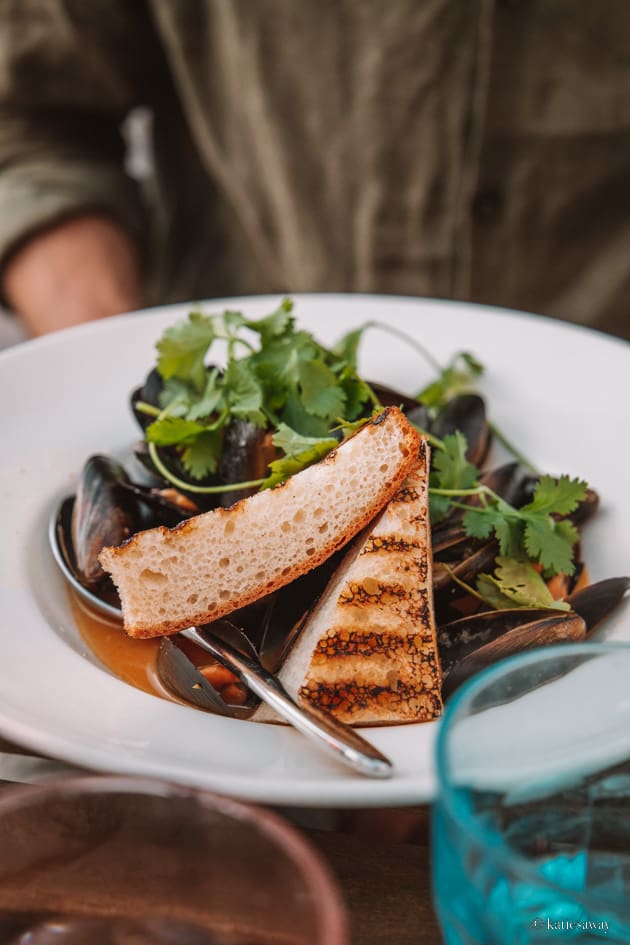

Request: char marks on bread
left=253, top=438, right=442, bottom=726
left=99, top=407, right=421, bottom=638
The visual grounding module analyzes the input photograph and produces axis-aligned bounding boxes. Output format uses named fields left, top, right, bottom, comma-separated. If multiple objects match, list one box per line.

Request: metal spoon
left=156, top=637, right=254, bottom=719
left=183, top=622, right=393, bottom=777
left=49, top=501, right=394, bottom=779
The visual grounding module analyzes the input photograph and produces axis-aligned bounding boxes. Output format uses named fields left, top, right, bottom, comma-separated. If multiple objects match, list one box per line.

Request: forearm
left=3, top=215, right=144, bottom=336
left=0, top=2, right=159, bottom=337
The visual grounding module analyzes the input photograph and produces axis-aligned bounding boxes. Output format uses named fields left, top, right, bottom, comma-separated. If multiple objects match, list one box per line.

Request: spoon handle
left=181, top=627, right=394, bottom=779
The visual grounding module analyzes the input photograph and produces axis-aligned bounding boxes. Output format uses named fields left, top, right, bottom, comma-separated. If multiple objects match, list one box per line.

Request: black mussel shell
left=130, top=368, right=164, bottom=431
left=437, top=607, right=577, bottom=677
left=567, top=577, right=630, bottom=634
left=442, top=610, right=587, bottom=699
left=218, top=419, right=274, bottom=507
left=71, top=455, right=141, bottom=586
left=431, top=393, right=490, bottom=467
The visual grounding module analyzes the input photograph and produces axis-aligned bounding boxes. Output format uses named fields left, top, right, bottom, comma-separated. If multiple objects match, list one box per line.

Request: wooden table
left=308, top=809, right=441, bottom=945
left=0, top=735, right=441, bottom=945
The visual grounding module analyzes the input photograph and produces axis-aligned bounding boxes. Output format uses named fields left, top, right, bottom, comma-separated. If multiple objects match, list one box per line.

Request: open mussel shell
left=567, top=576, right=630, bottom=633
left=437, top=607, right=569, bottom=677
left=439, top=576, right=630, bottom=700
left=157, top=637, right=255, bottom=718
left=51, top=496, right=123, bottom=619
left=130, top=369, right=164, bottom=431
left=441, top=610, right=587, bottom=700
left=58, top=453, right=200, bottom=614
left=217, top=419, right=275, bottom=507
left=431, top=393, right=490, bottom=467
left=71, top=455, right=140, bottom=587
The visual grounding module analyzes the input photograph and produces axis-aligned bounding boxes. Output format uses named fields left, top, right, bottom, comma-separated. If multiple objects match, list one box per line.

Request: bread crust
left=99, top=407, right=421, bottom=638
left=254, top=439, right=442, bottom=726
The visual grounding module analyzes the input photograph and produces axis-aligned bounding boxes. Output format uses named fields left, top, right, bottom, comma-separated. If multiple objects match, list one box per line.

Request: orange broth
left=69, top=592, right=167, bottom=699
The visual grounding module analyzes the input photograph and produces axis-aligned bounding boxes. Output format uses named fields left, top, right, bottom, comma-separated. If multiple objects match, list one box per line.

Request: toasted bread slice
left=253, top=438, right=442, bottom=726
left=99, top=407, right=421, bottom=638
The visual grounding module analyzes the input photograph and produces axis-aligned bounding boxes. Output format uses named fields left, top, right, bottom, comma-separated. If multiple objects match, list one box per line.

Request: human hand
left=3, top=214, right=144, bottom=336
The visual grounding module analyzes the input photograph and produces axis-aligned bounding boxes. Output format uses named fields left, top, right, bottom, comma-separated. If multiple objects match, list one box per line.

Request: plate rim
left=1, top=292, right=628, bottom=807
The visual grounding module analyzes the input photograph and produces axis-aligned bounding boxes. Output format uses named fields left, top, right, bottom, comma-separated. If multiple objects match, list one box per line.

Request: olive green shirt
left=0, top=0, right=629, bottom=338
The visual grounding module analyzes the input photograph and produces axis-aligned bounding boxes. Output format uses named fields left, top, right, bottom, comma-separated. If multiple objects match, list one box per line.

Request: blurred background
left=0, top=1, right=629, bottom=343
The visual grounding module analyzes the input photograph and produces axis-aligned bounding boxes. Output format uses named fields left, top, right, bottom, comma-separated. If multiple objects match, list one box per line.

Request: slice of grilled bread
left=99, top=407, right=421, bottom=638
left=253, top=438, right=442, bottom=726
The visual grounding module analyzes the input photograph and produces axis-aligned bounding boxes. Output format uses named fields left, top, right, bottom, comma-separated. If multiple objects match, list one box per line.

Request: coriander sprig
left=142, top=298, right=376, bottom=483
left=430, top=473, right=587, bottom=578
left=138, top=299, right=590, bottom=596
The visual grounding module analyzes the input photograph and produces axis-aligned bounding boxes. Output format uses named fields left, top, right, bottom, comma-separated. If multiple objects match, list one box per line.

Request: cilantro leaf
left=332, top=326, right=366, bottom=368
left=476, top=557, right=570, bottom=611
left=431, top=432, right=479, bottom=491
left=521, top=474, right=588, bottom=518
left=418, top=351, right=484, bottom=408
left=186, top=369, right=224, bottom=420
left=475, top=574, right=521, bottom=610
left=156, top=311, right=216, bottom=391
left=461, top=506, right=499, bottom=541
left=298, top=359, right=347, bottom=419
left=157, top=377, right=195, bottom=417
left=145, top=416, right=209, bottom=447
left=523, top=515, right=579, bottom=576
left=271, top=424, right=337, bottom=458
left=430, top=430, right=587, bottom=576
left=145, top=299, right=382, bottom=494
left=280, top=397, right=332, bottom=438
left=181, top=429, right=223, bottom=478
left=145, top=416, right=224, bottom=481
left=261, top=425, right=338, bottom=489
left=493, top=516, right=525, bottom=560
left=339, top=369, right=375, bottom=420
left=244, top=297, right=294, bottom=344
left=429, top=431, right=479, bottom=523
left=223, top=359, right=266, bottom=425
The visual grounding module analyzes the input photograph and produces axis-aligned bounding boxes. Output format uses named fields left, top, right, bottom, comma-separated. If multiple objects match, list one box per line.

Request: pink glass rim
left=0, top=772, right=349, bottom=945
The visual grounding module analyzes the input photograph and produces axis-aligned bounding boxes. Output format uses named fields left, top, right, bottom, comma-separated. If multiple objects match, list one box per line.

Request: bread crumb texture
left=99, top=407, right=420, bottom=638
left=256, top=438, right=444, bottom=726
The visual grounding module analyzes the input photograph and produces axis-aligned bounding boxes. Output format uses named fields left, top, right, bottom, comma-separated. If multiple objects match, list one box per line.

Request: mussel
left=431, top=393, right=491, bottom=466
left=157, top=635, right=254, bottom=717
left=71, top=456, right=140, bottom=587
left=52, top=368, right=628, bottom=724
left=63, top=454, right=197, bottom=604
left=441, top=609, right=587, bottom=699
left=55, top=456, right=348, bottom=714
left=438, top=578, right=630, bottom=700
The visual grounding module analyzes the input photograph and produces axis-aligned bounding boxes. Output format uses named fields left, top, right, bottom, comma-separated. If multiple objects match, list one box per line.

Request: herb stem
left=147, top=442, right=266, bottom=495
left=429, top=485, right=490, bottom=498
left=134, top=401, right=162, bottom=418
left=411, top=425, right=445, bottom=452
left=439, top=563, right=486, bottom=603
left=359, top=320, right=444, bottom=374
left=488, top=421, right=539, bottom=474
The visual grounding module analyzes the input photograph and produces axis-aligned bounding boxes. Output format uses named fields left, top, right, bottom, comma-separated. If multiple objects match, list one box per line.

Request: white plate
left=0, top=294, right=628, bottom=807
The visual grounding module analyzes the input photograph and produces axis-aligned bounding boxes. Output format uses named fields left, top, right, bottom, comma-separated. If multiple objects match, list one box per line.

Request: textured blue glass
left=431, top=644, right=630, bottom=945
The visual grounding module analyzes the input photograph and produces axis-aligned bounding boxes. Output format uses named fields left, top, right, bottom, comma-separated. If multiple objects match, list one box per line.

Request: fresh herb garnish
left=428, top=431, right=479, bottom=523
left=430, top=472, right=587, bottom=578
left=417, top=351, right=484, bottom=408
left=138, top=298, right=590, bottom=603
left=260, top=426, right=339, bottom=490
left=476, top=557, right=571, bottom=612
left=138, top=298, right=378, bottom=485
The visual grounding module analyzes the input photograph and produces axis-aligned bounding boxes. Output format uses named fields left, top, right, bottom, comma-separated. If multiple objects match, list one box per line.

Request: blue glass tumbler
left=432, top=642, right=630, bottom=944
